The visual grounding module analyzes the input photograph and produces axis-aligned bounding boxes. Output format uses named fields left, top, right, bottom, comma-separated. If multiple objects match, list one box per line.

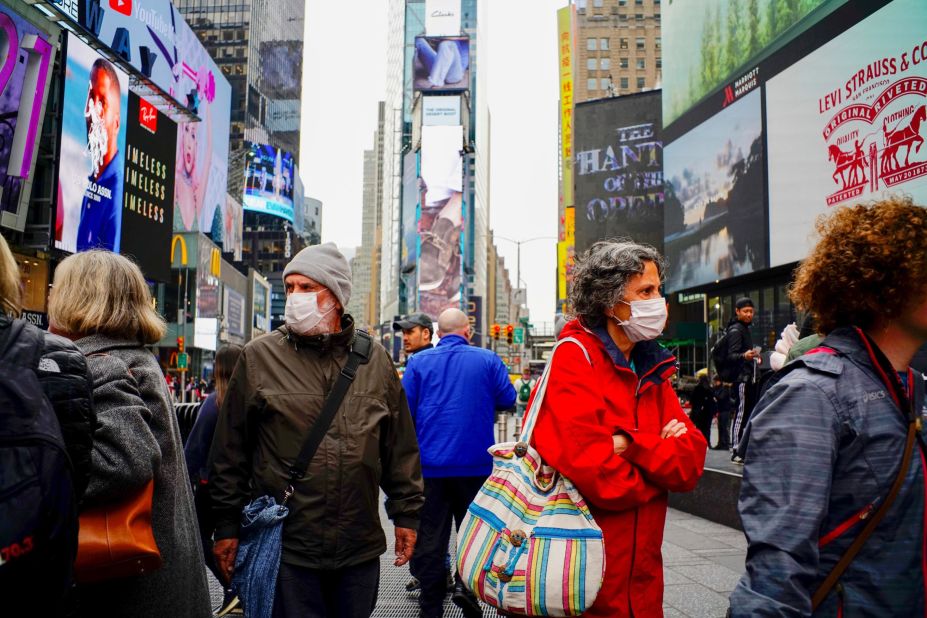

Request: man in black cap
left=727, top=297, right=761, bottom=463
left=393, top=313, right=435, bottom=363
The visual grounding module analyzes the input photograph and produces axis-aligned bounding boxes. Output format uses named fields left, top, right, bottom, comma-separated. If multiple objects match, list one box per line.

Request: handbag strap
left=811, top=370, right=922, bottom=610
left=282, top=330, right=373, bottom=504
left=518, top=337, right=591, bottom=444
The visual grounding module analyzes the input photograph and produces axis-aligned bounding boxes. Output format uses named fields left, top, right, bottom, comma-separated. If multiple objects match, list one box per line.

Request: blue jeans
left=415, top=38, right=468, bottom=87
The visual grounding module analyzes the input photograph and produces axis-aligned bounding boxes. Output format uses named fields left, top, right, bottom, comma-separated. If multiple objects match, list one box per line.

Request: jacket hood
left=559, top=318, right=676, bottom=384
left=280, top=313, right=356, bottom=353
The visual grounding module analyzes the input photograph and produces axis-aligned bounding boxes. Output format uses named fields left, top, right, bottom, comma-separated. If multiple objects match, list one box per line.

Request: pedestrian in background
left=209, top=243, right=424, bottom=618
left=512, top=365, right=537, bottom=419
left=402, top=308, right=516, bottom=618
left=688, top=374, right=715, bottom=447
left=711, top=375, right=733, bottom=451
left=0, top=235, right=94, bottom=616
left=184, top=343, right=244, bottom=615
left=48, top=250, right=210, bottom=617
left=731, top=197, right=927, bottom=616
left=724, top=297, right=761, bottom=462
left=394, top=312, right=435, bottom=362
left=532, top=240, right=707, bottom=617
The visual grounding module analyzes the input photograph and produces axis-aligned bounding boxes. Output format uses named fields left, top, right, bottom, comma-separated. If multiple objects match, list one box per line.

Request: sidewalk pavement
left=209, top=507, right=746, bottom=618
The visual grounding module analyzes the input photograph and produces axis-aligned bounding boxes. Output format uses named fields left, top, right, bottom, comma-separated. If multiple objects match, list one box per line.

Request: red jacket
left=532, top=320, right=707, bottom=617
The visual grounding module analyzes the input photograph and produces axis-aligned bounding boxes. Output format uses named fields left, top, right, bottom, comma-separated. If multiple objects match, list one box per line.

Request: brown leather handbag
left=74, top=479, right=162, bottom=583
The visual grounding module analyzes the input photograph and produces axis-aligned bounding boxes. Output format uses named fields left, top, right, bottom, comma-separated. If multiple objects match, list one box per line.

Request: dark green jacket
left=210, top=316, right=424, bottom=569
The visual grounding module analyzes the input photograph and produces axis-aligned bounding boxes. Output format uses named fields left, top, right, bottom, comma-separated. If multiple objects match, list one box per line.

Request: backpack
left=0, top=319, right=78, bottom=612
left=711, top=326, right=739, bottom=382
left=518, top=379, right=533, bottom=403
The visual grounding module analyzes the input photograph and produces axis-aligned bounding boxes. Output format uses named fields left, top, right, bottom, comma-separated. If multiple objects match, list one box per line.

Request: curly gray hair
left=570, top=240, right=666, bottom=328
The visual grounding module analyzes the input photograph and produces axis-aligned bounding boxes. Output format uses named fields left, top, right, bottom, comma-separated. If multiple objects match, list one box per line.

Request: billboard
left=55, top=33, right=130, bottom=254
left=252, top=275, right=271, bottom=335
left=243, top=142, right=295, bottom=222
left=419, top=125, right=464, bottom=317
left=172, top=17, right=232, bottom=236
left=413, top=37, right=470, bottom=92
left=224, top=288, right=245, bottom=339
left=767, top=0, right=927, bottom=266
left=663, top=89, right=767, bottom=292
left=120, top=93, right=176, bottom=282
left=663, top=0, right=849, bottom=126
left=425, top=0, right=460, bottom=36
left=558, top=6, right=576, bottom=307
left=423, top=95, right=461, bottom=126
left=0, top=5, right=55, bottom=231
left=574, top=92, right=664, bottom=255
left=223, top=194, right=243, bottom=260
left=401, top=150, right=419, bottom=274
left=258, top=41, right=303, bottom=100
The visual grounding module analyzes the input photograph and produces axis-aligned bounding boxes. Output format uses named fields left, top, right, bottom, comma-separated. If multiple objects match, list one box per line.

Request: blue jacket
left=402, top=334, right=516, bottom=478
left=731, top=327, right=926, bottom=617
left=184, top=392, right=219, bottom=484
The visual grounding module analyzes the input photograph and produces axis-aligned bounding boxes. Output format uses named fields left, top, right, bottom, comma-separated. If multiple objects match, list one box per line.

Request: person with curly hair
left=730, top=196, right=927, bottom=617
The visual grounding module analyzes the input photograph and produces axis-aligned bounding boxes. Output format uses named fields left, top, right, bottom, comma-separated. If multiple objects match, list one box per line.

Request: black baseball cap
left=735, top=297, right=754, bottom=310
left=392, top=313, right=434, bottom=331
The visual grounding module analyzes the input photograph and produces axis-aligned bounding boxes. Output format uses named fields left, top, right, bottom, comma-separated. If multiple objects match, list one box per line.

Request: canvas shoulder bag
left=456, top=337, right=605, bottom=617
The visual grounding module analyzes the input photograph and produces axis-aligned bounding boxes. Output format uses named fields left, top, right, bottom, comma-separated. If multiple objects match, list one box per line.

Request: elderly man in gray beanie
left=210, top=242, right=425, bottom=618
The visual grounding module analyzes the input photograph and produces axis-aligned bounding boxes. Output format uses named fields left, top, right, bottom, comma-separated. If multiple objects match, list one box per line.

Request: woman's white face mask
left=609, top=297, right=667, bottom=342
left=284, top=292, right=335, bottom=336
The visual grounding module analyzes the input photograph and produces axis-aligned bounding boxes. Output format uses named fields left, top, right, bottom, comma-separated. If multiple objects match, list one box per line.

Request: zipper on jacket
left=635, top=358, right=675, bottom=397
left=818, top=501, right=878, bottom=548
left=836, top=582, right=845, bottom=618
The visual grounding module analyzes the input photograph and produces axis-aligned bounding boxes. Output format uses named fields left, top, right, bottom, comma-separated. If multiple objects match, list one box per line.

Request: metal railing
left=174, top=402, right=202, bottom=445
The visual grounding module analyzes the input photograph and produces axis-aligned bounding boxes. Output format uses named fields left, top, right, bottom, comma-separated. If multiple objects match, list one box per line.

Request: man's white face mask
left=285, top=292, right=335, bottom=336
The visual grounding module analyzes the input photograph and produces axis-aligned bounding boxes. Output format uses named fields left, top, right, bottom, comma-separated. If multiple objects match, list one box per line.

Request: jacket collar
left=75, top=333, right=146, bottom=355
left=437, top=334, right=468, bottom=348
left=822, top=326, right=914, bottom=410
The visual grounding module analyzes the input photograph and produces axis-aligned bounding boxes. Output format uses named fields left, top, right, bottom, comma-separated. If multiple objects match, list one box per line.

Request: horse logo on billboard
left=822, top=77, right=927, bottom=206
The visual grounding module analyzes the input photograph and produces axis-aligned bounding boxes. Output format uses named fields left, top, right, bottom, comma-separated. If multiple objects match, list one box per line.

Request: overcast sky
left=301, top=0, right=563, bottom=324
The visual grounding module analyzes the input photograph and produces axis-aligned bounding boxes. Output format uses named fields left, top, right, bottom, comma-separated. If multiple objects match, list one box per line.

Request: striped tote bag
left=456, top=337, right=605, bottom=617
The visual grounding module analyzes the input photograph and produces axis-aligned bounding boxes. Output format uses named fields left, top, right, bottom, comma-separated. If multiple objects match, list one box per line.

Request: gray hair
left=569, top=240, right=666, bottom=328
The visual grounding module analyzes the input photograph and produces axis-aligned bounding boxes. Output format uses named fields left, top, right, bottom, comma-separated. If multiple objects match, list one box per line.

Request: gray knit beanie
left=282, top=243, right=352, bottom=308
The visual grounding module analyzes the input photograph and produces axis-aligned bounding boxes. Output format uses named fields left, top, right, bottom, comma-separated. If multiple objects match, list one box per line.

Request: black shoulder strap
left=282, top=331, right=373, bottom=504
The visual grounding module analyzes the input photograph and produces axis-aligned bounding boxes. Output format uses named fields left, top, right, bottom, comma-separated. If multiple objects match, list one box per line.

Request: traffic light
left=491, top=324, right=501, bottom=340
left=506, top=324, right=514, bottom=344
left=177, top=336, right=184, bottom=353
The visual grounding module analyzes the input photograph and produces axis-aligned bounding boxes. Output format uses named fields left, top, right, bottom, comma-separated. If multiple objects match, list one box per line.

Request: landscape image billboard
left=419, top=125, right=464, bottom=317
left=767, top=0, right=927, bottom=266
left=663, top=0, right=848, bottom=126
left=55, top=33, right=129, bottom=254
left=664, top=89, right=767, bottom=292
left=0, top=4, right=54, bottom=227
left=574, top=91, right=664, bottom=255
left=120, top=93, right=176, bottom=282
left=243, top=142, right=295, bottom=222
left=413, top=36, right=470, bottom=92
left=173, top=18, right=232, bottom=236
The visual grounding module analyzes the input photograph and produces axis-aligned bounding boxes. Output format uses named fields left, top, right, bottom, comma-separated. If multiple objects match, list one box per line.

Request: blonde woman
left=48, top=250, right=210, bottom=617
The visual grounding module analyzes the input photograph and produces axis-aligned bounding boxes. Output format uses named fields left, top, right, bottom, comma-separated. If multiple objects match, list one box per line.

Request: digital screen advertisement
left=0, top=4, right=54, bottom=230
left=243, top=141, right=295, bottom=222
left=425, top=0, right=461, bottom=37
left=120, top=93, right=176, bottom=282
left=663, top=89, right=767, bottom=292
left=662, top=0, right=849, bottom=126
left=419, top=124, right=464, bottom=317
left=423, top=95, right=461, bottom=126
left=574, top=91, right=664, bottom=256
left=173, top=17, right=232, bottom=238
left=401, top=150, right=420, bottom=274
left=766, top=0, right=927, bottom=266
left=55, top=33, right=129, bottom=254
left=413, top=36, right=470, bottom=92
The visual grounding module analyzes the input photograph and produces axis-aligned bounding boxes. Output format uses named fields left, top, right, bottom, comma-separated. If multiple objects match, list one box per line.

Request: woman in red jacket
left=532, top=240, right=707, bottom=617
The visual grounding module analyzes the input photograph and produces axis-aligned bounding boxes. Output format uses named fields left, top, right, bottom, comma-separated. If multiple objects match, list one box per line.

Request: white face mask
left=610, top=297, right=667, bottom=342
left=285, top=292, right=334, bottom=336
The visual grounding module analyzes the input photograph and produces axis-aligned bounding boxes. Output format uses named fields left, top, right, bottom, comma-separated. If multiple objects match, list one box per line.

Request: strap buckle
left=341, top=364, right=358, bottom=380
left=281, top=484, right=295, bottom=506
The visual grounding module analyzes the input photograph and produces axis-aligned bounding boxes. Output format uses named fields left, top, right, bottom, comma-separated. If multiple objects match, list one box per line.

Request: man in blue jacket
left=402, top=308, right=516, bottom=618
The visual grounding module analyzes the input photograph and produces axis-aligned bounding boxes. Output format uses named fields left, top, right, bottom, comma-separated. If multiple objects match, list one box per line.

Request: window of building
left=655, top=12, right=661, bottom=21
left=593, top=0, right=603, bottom=6
left=600, top=38, right=609, bottom=50
left=635, top=0, right=644, bottom=5
left=619, top=0, right=627, bottom=5
left=587, top=78, right=598, bottom=91
left=656, top=37, right=662, bottom=50
left=587, top=38, right=597, bottom=51
left=636, top=37, right=645, bottom=50
left=601, top=77, right=611, bottom=90
left=637, top=77, right=646, bottom=89
left=637, top=58, right=645, bottom=70
left=587, top=58, right=598, bottom=71
left=620, top=38, right=629, bottom=49
left=600, top=58, right=610, bottom=70
left=636, top=13, right=644, bottom=20
left=620, top=77, right=629, bottom=89
left=656, top=57, right=662, bottom=68
left=620, top=57, right=629, bottom=69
